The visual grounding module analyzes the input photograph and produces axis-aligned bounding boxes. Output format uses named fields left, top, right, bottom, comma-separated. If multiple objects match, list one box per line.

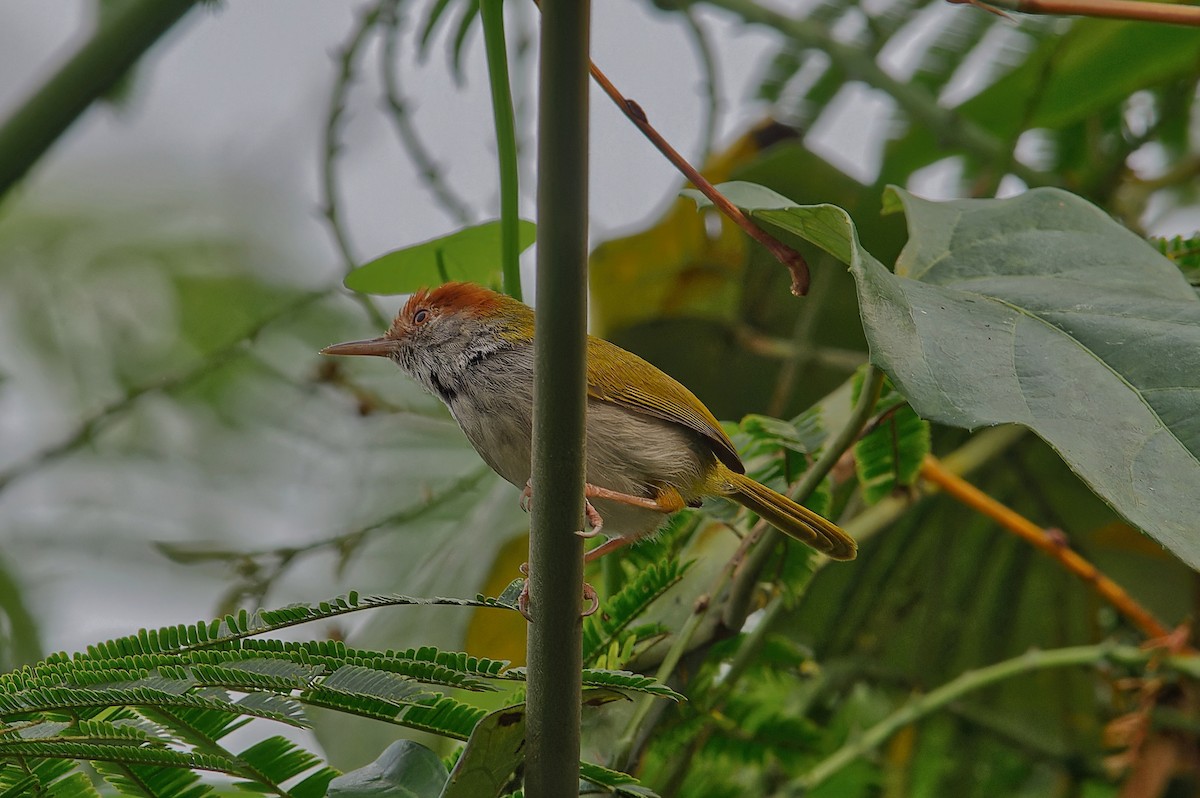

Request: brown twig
left=920, top=454, right=1171, bottom=641
left=585, top=64, right=811, bottom=294
left=948, top=0, right=1200, bottom=25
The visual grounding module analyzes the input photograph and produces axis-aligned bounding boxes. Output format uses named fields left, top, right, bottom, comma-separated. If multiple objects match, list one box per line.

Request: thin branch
left=920, top=455, right=1173, bottom=641
left=950, top=0, right=1200, bottom=25
left=0, top=291, right=327, bottom=496
left=585, top=61, right=812, bottom=295
left=321, top=2, right=389, bottom=329
left=679, top=7, right=721, bottom=167
left=792, top=644, right=1133, bottom=791
left=763, top=263, right=844, bottom=416
left=722, top=364, right=885, bottom=630
left=378, top=1, right=475, bottom=226
left=164, top=466, right=492, bottom=609
left=0, top=0, right=200, bottom=203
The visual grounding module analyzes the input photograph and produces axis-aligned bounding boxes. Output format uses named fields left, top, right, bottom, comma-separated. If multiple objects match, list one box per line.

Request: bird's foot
left=578, top=500, right=603, bottom=538
left=519, top=482, right=604, bottom=539
left=516, top=562, right=600, bottom=622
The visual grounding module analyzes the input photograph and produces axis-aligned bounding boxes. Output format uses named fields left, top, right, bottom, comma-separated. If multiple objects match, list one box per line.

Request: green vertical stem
left=480, top=0, right=523, bottom=301
left=0, top=0, right=200, bottom=203
left=526, top=0, right=590, bottom=795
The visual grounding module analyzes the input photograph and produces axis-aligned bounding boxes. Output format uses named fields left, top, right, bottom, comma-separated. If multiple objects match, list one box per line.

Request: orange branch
left=583, top=64, right=810, bottom=295
left=920, top=454, right=1171, bottom=641
left=948, top=0, right=1200, bottom=26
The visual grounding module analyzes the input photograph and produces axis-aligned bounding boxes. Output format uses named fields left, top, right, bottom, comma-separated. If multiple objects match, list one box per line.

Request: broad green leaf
left=328, top=740, right=448, bottom=798
left=689, top=181, right=1200, bottom=568
left=345, top=220, right=535, bottom=295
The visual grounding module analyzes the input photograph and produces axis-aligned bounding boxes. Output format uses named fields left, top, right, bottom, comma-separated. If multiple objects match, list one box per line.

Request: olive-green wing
left=586, top=335, right=744, bottom=474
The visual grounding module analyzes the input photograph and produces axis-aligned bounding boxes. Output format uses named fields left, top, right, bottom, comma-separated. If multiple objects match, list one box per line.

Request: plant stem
left=920, top=454, right=1173, bottom=641
left=379, top=1, right=474, bottom=226
left=525, top=0, right=590, bottom=793
left=480, top=0, right=524, bottom=301
left=0, top=0, right=200, bottom=204
left=723, top=364, right=884, bottom=629
left=322, top=3, right=389, bottom=329
left=792, top=644, right=1126, bottom=791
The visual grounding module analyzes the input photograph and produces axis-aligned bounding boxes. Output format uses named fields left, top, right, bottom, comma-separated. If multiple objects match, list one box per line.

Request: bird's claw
left=520, top=481, right=533, bottom=513
left=577, top=500, right=604, bottom=539
left=516, top=562, right=600, bottom=621
left=581, top=582, right=600, bottom=617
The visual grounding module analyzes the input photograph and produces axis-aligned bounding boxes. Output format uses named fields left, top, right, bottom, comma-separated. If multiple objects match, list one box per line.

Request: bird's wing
left=586, top=335, right=744, bottom=474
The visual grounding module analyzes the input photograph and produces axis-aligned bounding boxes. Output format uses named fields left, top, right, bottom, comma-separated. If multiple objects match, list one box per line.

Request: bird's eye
left=413, top=308, right=430, bottom=324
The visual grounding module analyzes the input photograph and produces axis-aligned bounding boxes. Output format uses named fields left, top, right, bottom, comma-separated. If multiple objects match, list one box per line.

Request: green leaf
left=345, top=220, right=536, bottom=295
left=691, top=182, right=1200, bottom=569
left=329, top=740, right=448, bottom=798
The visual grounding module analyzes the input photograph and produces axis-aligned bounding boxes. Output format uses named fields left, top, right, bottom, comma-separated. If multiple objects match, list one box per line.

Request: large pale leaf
left=328, top=740, right=448, bottom=798
left=688, top=182, right=1200, bottom=568
left=344, top=220, right=535, bottom=295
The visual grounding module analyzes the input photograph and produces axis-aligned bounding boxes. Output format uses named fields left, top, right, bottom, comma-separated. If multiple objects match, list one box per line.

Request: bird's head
left=320, top=282, right=533, bottom=391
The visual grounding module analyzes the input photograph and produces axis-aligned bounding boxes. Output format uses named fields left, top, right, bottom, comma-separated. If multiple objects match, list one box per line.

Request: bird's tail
left=718, top=465, right=857, bottom=560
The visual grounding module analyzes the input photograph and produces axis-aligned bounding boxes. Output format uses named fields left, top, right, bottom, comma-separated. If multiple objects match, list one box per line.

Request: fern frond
left=579, top=760, right=660, bottom=797
left=43, top=592, right=511, bottom=665
left=3, top=771, right=101, bottom=798
left=320, top=664, right=442, bottom=707
left=234, top=735, right=334, bottom=793
left=0, top=740, right=234, bottom=772
left=91, top=758, right=212, bottom=798
left=394, top=696, right=489, bottom=740
left=583, top=560, right=690, bottom=665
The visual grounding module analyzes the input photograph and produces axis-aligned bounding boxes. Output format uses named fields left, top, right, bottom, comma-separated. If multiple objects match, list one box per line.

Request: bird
left=321, top=282, right=856, bottom=570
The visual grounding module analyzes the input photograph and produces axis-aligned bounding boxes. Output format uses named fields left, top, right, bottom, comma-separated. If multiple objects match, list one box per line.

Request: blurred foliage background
left=0, top=0, right=1198, bottom=795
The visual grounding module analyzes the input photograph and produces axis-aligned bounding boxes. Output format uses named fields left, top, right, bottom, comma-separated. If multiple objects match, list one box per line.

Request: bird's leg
left=583, top=535, right=634, bottom=563
left=584, top=483, right=687, bottom=514
left=517, top=562, right=600, bottom=622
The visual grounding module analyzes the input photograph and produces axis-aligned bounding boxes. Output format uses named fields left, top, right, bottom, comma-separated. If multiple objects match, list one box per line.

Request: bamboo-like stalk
left=480, top=0, right=524, bottom=301
left=525, top=0, right=591, bottom=794
left=0, top=0, right=199, bottom=202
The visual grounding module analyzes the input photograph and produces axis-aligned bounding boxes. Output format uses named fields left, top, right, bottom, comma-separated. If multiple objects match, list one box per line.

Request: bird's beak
left=320, top=336, right=397, bottom=358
